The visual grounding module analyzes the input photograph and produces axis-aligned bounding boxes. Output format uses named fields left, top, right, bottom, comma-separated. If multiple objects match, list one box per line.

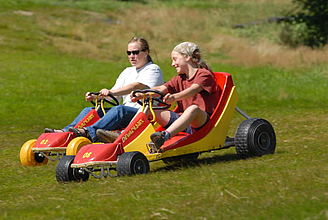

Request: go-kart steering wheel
left=132, top=89, right=171, bottom=110
left=88, top=92, right=119, bottom=106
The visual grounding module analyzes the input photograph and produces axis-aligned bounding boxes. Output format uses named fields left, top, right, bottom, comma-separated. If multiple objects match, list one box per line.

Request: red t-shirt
left=164, top=68, right=221, bottom=115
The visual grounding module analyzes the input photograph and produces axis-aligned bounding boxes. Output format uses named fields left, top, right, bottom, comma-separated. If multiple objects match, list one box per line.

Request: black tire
left=56, top=156, right=89, bottom=182
left=162, top=153, right=199, bottom=165
left=56, top=156, right=75, bottom=182
left=117, top=151, right=150, bottom=176
left=235, top=118, right=276, bottom=158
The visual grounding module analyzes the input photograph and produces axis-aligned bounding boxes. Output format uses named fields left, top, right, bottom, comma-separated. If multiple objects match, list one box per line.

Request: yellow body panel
left=123, top=123, right=156, bottom=156
left=123, top=86, right=238, bottom=162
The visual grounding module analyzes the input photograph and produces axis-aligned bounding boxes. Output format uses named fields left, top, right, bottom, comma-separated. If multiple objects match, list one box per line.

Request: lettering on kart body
left=122, top=119, right=145, bottom=143
left=40, top=139, right=49, bottom=145
left=83, top=152, right=93, bottom=158
left=77, top=114, right=95, bottom=129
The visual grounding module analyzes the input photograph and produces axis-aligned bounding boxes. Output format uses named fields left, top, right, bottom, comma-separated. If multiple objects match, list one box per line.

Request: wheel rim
left=34, top=153, right=46, bottom=163
left=133, top=158, right=147, bottom=174
left=257, top=131, right=271, bottom=151
left=73, top=168, right=89, bottom=181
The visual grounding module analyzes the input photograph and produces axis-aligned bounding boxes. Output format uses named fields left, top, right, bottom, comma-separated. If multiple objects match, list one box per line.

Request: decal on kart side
left=40, top=139, right=49, bottom=145
left=122, top=118, right=145, bottom=143
left=77, top=114, right=95, bottom=129
left=82, top=152, right=93, bottom=158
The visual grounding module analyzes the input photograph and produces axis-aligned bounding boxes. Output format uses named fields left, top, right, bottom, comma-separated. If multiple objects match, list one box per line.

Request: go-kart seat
left=161, top=72, right=234, bottom=151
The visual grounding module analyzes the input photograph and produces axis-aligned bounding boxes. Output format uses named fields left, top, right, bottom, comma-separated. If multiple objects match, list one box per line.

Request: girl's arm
left=164, top=84, right=202, bottom=104
left=130, top=84, right=168, bottom=102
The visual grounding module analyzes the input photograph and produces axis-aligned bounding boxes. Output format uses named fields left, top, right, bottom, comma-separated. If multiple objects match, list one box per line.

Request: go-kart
left=55, top=72, right=276, bottom=182
left=19, top=93, right=119, bottom=166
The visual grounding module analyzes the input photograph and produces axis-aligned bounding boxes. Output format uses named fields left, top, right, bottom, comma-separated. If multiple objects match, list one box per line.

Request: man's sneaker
left=150, top=131, right=166, bottom=150
left=68, top=127, right=89, bottom=138
left=96, top=129, right=121, bottom=143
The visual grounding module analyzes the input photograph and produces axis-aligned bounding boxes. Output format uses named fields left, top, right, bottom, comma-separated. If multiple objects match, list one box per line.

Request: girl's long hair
left=173, top=42, right=212, bottom=72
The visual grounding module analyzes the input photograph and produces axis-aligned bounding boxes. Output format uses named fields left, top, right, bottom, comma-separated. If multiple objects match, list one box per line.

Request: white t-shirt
left=110, top=62, right=163, bottom=108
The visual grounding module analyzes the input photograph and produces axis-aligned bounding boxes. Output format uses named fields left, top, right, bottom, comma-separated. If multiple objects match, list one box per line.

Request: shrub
left=281, top=0, right=328, bottom=48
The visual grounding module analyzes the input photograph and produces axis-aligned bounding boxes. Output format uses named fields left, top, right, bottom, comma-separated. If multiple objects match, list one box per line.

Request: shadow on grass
left=153, top=153, right=241, bottom=173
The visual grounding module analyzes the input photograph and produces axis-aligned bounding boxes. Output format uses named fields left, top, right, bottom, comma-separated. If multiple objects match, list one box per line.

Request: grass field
left=0, top=0, right=327, bottom=219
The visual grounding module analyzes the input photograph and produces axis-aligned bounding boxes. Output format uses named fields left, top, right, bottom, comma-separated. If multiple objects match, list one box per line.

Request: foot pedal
left=146, top=142, right=161, bottom=153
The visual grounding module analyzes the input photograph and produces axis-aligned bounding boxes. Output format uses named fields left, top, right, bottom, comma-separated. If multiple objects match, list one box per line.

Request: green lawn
left=0, top=0, right=327, bottom=219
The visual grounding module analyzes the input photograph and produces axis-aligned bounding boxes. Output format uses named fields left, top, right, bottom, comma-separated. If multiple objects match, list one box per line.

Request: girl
left=132, top=42, right=220, bottom=150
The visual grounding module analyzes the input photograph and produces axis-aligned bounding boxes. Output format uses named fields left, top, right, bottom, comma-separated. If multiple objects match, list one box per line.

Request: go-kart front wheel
left=66, top=137, right=91, bottom=156
left=117, top=151, right=150, bottom=176
left=20, top=139, right=48, bottom=166
left=56, top=155, right=89, bottom=182
left=235, top=118, right=276, bottom=158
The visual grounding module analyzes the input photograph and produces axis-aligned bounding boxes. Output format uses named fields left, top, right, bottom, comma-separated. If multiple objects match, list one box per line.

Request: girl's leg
left=166, top=105, right=208, bottom=137
left=153, top=110, right=171, bottom=127
left=150, top=105, right=208, bottom=149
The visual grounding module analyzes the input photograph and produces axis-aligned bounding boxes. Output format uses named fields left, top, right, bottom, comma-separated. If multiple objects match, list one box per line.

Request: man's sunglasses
left=126, top=49, right=146, bottom=55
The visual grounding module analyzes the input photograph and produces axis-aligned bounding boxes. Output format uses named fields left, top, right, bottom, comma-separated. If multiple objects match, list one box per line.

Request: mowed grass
left=1, top=108, right=327, bottom=219
left=0, top=0, right=327, bottom=219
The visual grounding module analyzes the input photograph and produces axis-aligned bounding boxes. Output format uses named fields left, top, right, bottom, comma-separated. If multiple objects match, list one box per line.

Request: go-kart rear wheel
left=117, top=151, right=150, bottom=176
left=66, top=137, right=91, bottom=155
left=20, top=139, right=48, bottom=166
left=235, top=118, right=276, bottom=158
left=56, top=155, right=89, bottom=182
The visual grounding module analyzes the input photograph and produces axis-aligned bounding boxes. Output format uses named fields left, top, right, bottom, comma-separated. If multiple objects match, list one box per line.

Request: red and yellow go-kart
left=19, top=93, right=119, bottom=166
left=55, top=72, right=276, bottom=182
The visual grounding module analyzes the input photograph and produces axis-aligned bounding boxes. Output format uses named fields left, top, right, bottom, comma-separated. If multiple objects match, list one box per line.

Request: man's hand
left=85, top=92, right=97, bottom=101
left=130, top=91, right=141, bottom=102
left=99, top=88, right=112, bottom=97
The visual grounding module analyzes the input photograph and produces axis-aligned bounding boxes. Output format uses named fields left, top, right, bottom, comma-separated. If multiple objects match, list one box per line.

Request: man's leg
left=85, top=105, right=138, bottom=141
left=63, top=107, right=93, bottom=132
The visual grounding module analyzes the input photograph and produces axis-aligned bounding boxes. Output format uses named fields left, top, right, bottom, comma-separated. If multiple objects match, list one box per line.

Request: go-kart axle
left=235, top=107, right=251, bottom=119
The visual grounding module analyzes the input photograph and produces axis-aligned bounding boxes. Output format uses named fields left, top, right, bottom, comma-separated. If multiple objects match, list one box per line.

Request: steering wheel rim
left=89, top=92, right=119, bottom=106
left=132, top=89, right=171, bottom=110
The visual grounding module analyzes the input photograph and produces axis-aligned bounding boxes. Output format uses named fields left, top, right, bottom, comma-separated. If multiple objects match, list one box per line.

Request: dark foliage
left=281, top=0, right=328, bottom=48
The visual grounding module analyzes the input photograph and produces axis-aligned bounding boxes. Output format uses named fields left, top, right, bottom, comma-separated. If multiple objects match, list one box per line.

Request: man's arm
left=99, top=82, right=149, bottom=97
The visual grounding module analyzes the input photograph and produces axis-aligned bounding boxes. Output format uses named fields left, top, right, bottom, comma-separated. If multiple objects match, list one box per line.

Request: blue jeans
left=85, top=105, right=138, bottom=142
left=63, top=107, right=94, bottom=132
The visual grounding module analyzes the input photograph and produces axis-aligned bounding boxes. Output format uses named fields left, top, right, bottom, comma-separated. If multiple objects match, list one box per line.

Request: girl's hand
left=163, top=93, right=175, bottom=104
